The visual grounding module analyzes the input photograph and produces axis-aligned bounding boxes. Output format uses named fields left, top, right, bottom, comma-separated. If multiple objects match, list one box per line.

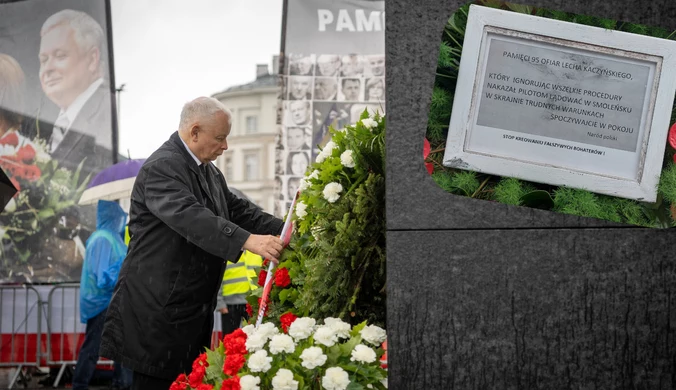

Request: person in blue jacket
left=72, top=200, right=132, bottom=390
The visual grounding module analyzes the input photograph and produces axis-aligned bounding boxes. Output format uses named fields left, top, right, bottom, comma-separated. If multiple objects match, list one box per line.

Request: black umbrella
left=0, top=167, right=17, bottom=212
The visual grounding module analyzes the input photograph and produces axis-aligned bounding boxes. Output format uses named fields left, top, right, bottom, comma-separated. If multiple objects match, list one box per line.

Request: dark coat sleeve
left=223, top=176, right=284, bottom=237
left=143, top=156, right=250, bottom=261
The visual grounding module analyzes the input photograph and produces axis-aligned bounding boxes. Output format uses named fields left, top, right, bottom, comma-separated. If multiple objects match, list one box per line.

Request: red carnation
left=188, top=366, right=206, bottom=388
left=192, top=352, right=208, bottom=371
left=280, top=312, right=298, bottom=333
left=258, top=269, right=268, bottom=287
left=221, top=376, right=241, bottom=390
left=197, top=384, right=214, bottom=390
left=274, top=268, right=291, bottom=288
left=245, top=303, right=253, bottom=317
left=0, top=133, right=19, bottom=147
left=223, top=353, right=246, bottom=376
left=169, top=382, right=187, bottom=390
left=223, top=328, right=247, bottom=355
left=16, top=145, right=35, bottom=164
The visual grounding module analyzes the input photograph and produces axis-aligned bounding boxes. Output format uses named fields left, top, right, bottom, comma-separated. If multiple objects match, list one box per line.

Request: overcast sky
left=110, top=0, right=283, bottom=158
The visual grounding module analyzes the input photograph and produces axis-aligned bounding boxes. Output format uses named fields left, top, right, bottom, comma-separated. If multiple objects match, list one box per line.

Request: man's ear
left=189, top=125, right=200, bottom=141
left=86, top=47, right=101, bottom=74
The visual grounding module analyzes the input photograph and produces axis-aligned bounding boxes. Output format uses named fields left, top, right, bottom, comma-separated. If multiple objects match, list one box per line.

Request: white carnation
left=288, top=317, right=316, bottom=341
left=240, top=375, right=261, bottom=390
left=242, top=324, right=256, bottom=336
left=351, top=344, right=377, bottom=363
left=256, top=322, right=279, bottom=340
left=247, top=350, right=273, bottom=373
left=340, top=150, right=355, bottom=168
left=323, top=141, right=338, bottom=154
left=360, top=325, right=387, bottom=346
left=295, top=201, right=308, bottom=219
left=268, top=334, right=296, bottom=355
left=245, top=332, right=268, bottom=352
left=323, top=317, right=351, bottom=339
left=313, top=325, right=338, bottom=347
left=315, top=151, right=327, bottom=163
left=299, top=346, right=327, bottom=369
left=321, top=367, right=351, bottom=390
left=360, top=117, right=377, bottom=129
left=271, top=368, right=298, bottom=390
left=322, top=182, right=343, bottom=203
left=298, top=178, right=310, bottom=192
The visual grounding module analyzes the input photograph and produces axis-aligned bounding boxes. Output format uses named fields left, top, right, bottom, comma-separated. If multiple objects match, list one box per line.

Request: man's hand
left=243, top=234, right=284, bottom=264
left=219, top=307, right=229, bottom=314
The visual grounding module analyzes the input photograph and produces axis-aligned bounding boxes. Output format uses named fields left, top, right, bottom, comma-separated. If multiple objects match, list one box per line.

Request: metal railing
left=0, top=285, right=43, bottom=389
left=45, top=284, right=112, bottom=388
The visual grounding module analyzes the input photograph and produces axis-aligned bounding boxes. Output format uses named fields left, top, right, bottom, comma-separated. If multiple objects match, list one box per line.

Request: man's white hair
left=41, top=9, right=106, bottom=75
left=179, top=97, right=232, bottom=130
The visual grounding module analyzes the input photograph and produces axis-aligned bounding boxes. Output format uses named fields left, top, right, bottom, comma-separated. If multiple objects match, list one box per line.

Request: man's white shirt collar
left=179, top=136, right=204, bottom=167
left=57, top=78, right=104, bottom=130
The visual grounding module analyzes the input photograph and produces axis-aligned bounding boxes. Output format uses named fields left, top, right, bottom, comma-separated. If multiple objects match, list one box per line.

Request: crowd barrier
left=0, top=284, right=223, bottom=389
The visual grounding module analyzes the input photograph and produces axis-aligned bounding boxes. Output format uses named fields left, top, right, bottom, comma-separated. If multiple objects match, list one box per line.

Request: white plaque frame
left=442, top=5, right=676, bottom=202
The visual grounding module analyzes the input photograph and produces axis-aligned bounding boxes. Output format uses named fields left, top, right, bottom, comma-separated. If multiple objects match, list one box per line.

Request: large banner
left=0, top=0, right=117, bottom=283
left=274, top=0, right=385, bottom=216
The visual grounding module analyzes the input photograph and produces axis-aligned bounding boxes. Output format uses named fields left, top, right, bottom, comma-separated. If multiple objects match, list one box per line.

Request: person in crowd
left=73, top=200, right=132, bottom=390
left=100, top=97, right=284, bottom=390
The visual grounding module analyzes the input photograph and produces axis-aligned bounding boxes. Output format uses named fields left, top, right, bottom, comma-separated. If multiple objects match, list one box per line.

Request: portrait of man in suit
left=38, top=9, right=114, bottom=179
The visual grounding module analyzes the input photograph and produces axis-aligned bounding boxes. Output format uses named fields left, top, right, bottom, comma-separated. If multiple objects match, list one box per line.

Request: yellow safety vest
left=221, top=250, right=263, bottom=305
left=124, top=226, right=131, bottom=245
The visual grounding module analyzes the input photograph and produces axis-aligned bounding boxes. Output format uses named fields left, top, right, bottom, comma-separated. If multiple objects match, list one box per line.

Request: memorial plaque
left=443, top=5, right=676, bottom=201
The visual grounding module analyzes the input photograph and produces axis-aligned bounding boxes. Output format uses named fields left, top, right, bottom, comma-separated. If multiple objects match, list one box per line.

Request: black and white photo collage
left=274, top=53, right=386, bottom=217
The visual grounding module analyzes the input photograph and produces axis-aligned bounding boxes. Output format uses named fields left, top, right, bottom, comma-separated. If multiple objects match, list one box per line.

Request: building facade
left=212, top=57, right=280, bottom=214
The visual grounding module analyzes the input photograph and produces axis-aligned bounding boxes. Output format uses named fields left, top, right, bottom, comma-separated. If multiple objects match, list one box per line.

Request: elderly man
left=316, top=54, right=341, bottom=77
left=288, top=76, right=312, bottom=100
left=287, top=100, right=312, bottom=127
left=38, top=9, right=113, bottom=177
left=100, top=97, right=284, bottom=390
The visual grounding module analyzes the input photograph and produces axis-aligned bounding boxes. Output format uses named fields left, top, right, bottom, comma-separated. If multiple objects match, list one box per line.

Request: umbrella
left=0, top=167, right=18, bottom=212
left=78, top=159, right=146, bottom=205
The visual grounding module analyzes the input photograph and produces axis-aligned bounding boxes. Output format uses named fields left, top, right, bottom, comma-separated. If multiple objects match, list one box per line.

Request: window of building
left=244, top=152, right=259, bottom=181
left=224, top=156, right=233, bottom=179
left=245, top=115, right=258, bottom=134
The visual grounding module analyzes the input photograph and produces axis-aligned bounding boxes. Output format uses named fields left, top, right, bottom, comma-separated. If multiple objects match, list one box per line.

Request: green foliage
left=424, top=0, right=676, bottom=228
left=251, top=111, right=387, bottom=327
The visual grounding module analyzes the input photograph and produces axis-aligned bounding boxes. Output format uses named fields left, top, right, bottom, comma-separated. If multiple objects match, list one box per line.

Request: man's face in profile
left=286, top=128, right=305, bottom=150
left=342, top=79, right=360, bottom=101
left=290, top=78, right=311, bottom=99
left=39, top=24, right=99, bottom=108
left=290, top=102, right=310, bottom=125
left=368, top=56, right=385, bottom=76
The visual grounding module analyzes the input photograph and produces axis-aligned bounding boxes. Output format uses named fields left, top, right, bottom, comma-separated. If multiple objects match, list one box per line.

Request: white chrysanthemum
left=298, top=178, right=310, bottom=192
left=351, top=344, right=377, bottom=363
left=315, top=151, right=327, bottom=163
left=242, top=324, right=256, bottom=336
left=295, top=201, right=307, bottom=219
left=240, top=375, right=261, bottom=390
left=360, top=117, right=378, bottom=129
left=247, top=350, right=273, bottom=373
left=360, top=325, right=387, bottom=346
left=256, top=322, right=279, bottom=340
left=288, top=317, right=316, bottom=341
left=340, top=150, right=355, bottom=168
left=308, top=169, right=320, bottom=180
left=245, top=332, right=268, bottom=352
left=268, top=334, right=296, bottom=355
left=321, top=367, right=351, bottom=390
left=271, top=368, right=298, bottom=390
left=299, top=346, right=327, bottom=369
left=323, top=141, right=337, bottom=154
left=322, top=182, right=343, bottom=203
left=323, top=317, right=351, bottom=339
left=313, top=325, right=338, bottom=347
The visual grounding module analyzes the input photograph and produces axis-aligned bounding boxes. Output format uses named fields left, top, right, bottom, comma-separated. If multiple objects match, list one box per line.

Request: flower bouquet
left=173, top=317, right=388, bottom=390
left=0, top=130, right=92, bottom=282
